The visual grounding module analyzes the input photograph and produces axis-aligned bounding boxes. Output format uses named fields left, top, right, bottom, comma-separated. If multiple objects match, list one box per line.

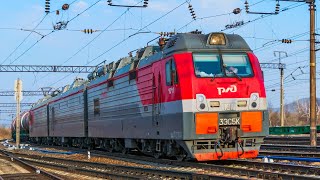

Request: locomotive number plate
left=219, top=113, right=240, bottom=126
left=219, top=118, right=240, bottom=126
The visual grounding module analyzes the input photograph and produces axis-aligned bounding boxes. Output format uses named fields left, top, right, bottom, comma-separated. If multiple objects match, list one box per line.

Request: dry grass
left=0, top=127, right=11, bottom=139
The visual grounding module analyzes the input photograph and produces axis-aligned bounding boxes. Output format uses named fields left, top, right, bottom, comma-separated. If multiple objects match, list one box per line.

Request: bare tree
left=268, top=102, right=279, bottom=127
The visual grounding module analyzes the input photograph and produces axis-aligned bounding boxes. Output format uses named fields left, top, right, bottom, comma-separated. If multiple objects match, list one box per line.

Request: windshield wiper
left=223, top=64, right=242, bottom=81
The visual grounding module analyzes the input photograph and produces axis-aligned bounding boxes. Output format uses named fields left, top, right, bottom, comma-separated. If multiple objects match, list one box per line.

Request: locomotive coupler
left=219, top=126, right=241, bottom=144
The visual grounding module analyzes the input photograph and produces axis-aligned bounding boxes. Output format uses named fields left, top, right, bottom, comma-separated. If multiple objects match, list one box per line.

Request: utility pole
left=309, top=0, right=317, bottom=147
left=274, top=51, right=287, bottom=127
left=14, top=79, right=22, bottom=148
left=255, top=0, right=317, bottom=145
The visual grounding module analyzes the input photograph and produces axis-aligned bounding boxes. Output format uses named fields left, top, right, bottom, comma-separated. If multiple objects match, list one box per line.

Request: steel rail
left=0, top=149, right=63, bottom=180
left=6, top=151, right=236, bottom=180
left=24, top=143, right=320, bottom=179
left=45, top=146, right=320, bottom=179
left=211, top=159, right=320, bottom=176
left=264, top=136, right=320, bottom=145
left=260, top=150, right=320, bottom=158
left=261, top=144, right=320, bottom=152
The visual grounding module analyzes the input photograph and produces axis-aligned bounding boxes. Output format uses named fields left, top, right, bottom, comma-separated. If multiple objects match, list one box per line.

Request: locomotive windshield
left=222, top=54, right=253, bottom=77
left=194, top=54, right=223, bottom=78
left=193, top=53, right=253, bottom=78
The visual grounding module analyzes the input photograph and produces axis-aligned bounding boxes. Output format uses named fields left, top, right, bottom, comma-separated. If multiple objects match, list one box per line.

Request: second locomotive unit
left=28, top=31, right=268, bottom=161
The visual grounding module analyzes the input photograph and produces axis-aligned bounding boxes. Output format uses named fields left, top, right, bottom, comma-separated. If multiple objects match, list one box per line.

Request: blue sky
left=0, top=0, right=318, bottom=125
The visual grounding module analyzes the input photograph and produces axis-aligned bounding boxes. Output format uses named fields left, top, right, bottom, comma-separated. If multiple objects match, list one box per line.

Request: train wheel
left=153, top=152, right=162, bottom=159
left=175, top=154, right=187, bottom=161
left=107, top=147, right=114, bottom=153
left=122, top=148, right=128, bottom=154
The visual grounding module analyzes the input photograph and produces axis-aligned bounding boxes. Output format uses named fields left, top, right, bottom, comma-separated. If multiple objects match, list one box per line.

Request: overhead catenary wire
left=33, top=1, right=145, bottom=88
left=0, top=0, right=79, bottom=66
left=0, top=14, right=48, bottom=65
left=224, top=2, right=305, bottom=33
left=47, top=0, right=189, bottom=87
left=4, top=0, right=102, bottom=66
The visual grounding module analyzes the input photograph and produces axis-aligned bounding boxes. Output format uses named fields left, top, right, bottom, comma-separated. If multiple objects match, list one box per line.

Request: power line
left=33, top=1, right=144, bottom=88
left=0, top=14, right=48, bottom=65
left=87, top=0, right=188, bottom=66
left=48, top=0, right=189, bottom=87
left=224, top=2, right=305, bottom=33
left=5, top=0, right=102, bottom=66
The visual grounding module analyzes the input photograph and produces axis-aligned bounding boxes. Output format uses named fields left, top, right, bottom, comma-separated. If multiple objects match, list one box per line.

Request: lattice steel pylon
left=0, top=65, right=96, bottom=73
left=0, top=91, right=44, bottom=96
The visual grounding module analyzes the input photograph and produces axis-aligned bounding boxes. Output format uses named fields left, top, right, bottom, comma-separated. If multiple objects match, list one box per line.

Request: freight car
left=28, top=32, right=268, bottom=161
left=11, top=112, right=30, bottom=142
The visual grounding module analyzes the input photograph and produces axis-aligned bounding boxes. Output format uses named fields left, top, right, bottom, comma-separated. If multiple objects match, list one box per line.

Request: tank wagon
left=11, top=112, right=30, bottom=142
left=28, top=32, right=268, bottom=161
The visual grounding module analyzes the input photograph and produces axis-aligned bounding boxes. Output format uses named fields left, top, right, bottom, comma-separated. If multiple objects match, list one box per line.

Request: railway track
left=264, top=136, right=319, bottom=145
left=261, top=140, right=320, bottom=158
left=3, top=150, right=237, bottom=180
left=0, top=149, right=62, bottom=180
left=261, top=144, right=320, bottom=152
left=90, top=150, right=320, bottom=180
left=259, top=150, right=320, bottom=158
left=8, top=143, right=320, bottom=180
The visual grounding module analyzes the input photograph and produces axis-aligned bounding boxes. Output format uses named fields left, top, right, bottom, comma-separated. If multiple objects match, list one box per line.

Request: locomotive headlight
left=210, top=101, right=220, bottom=108
left=200, top=103, right=206, bottom=109
left=196, top=94, right=208, bottom=111
left=198, top=95, right=204, bottom=102
left=208, top=33, right=226, bottom=45
left=251, top=94, right=258, bottom=101
left=249, top=93, right=260, bottom=109
left=237, top=100, right=247, bottom=107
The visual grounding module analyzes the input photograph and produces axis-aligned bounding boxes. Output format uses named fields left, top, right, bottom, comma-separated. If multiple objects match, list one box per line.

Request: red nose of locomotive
left=174, top=33, right=268, bottom=161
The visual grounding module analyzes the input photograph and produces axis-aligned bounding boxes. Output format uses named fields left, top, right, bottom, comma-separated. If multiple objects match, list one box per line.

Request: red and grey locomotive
left=28, top=32, right=268, bottom=161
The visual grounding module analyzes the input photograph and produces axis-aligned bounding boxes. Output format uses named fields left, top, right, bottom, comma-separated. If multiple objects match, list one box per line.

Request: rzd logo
left=217, top=85, right=237, bottom=95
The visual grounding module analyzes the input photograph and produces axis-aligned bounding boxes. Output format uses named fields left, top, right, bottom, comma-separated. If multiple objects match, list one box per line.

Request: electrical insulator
left=45, top=0, right=50, bottom=14
left=233, top=8, right=241, bottom=15
left=190, top=29, right=202, bottom=34
left=299, top=67, right=304, bottom=74
left=158, top=37, right=167, bottom=48
left=188, top=3, right=196, bottom=20
left=281, top=39, right=292, bottom=43
left=82, top=29, right=94, bottom=34
left=56, top=10, right=60, bottom=15
left=275, top=1, right=280, bottom=14
left=143, top=0, right=148, bottom=7
left=62, top=4, right=70, bottom=10
left=107, top=0, right=112, bottom=5
left=244, top=0, right=249, bottom=13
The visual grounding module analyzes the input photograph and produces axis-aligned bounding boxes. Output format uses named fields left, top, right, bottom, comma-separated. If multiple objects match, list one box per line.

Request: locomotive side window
left=94, top=98, right=100, bottom=116
left=193, top=54, right=222, bottom=78
left=222, top=54, right=253, bottom=77
left=166, top=59, right=178, bottom=86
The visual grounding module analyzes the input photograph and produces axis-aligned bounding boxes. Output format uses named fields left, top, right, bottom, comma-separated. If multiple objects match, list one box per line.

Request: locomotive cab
left=168, top=32, right=268, bottom=161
